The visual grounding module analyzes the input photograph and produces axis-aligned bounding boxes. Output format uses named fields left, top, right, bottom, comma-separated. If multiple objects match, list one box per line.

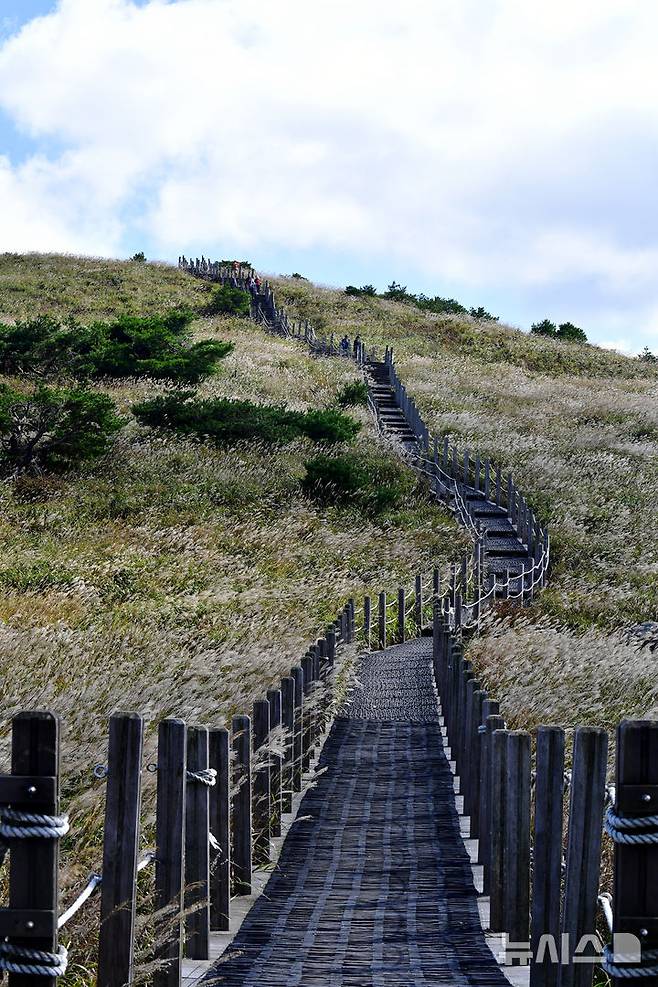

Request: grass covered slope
left=0, top=254, right=463, bottom=966
left=272, top=273, right=658, bottom=730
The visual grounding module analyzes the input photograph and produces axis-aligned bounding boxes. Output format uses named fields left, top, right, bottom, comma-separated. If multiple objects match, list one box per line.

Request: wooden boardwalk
left=208, top=640, right=510, bottom=986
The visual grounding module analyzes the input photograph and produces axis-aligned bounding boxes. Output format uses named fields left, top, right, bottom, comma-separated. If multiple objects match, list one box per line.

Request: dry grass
left=0, top=254, right=464, bottom=982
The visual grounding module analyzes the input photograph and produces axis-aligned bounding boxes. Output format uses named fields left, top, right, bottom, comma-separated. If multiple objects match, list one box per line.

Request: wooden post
left=503, top=731, right=532, bottom=948
left=496, top=468, right=502, bottom=507
left=378, top=591, right=386, bottom=650
left=397, top=587, right=406, bottom=642
left=478, top=707, right=502, bottom=894
left=559, top=728, right=608, bottom=987
left=462, top=679, right=481, bottom=818
left=252, top=700, right=271, bottom=865
left=464, top=448, right=470, bottom=485
left=6, top=711, right=62, bottom=987
left=291, top=667, right=304, bottom=792
left=154, top=718, right=186, bottom=987
left=301, top=655, right=313, bottom=771
left=281, top=676, right=295, bottom=812
left=98, top=713, right=144, bottom=987
left=185, top=726, right=210, bottom=960
left=326, top=628, right=336, bottom=669
left=489, top=728, right=509, bottom=932
left=484, top=460, right=491, bottom=499
left=611, top=720, right=658, bottom=987
left=530, top=726, right=565, bottom=987
left=231, top=715, right=251, bottom=895
left=467, top=689, right=486, bottom=838
left=474, top=453, right=481, bottom=492
left=267, top=690, right=282, bottom=837
left=209, top=728, right=230, bottom=934
left=433, top=567, right=440, bottom=599
left=363, top=595, right=371, bottom=648
left=414, top=574, right=423, bottom=632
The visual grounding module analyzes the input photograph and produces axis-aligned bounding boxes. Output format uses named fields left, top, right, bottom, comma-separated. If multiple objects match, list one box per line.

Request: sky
left=1, top=1, right=658, bottom=354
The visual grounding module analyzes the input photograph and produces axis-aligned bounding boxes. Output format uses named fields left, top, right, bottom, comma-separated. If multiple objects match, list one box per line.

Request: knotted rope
left=186, top=768, right=217, bottom=787
left=0, top=807, right=70, bottom=866
left=603, top=945, right=658, bottom=979
left=0, top=943, right=68, bottom=977
left=604, top=807, right=658, bottom=845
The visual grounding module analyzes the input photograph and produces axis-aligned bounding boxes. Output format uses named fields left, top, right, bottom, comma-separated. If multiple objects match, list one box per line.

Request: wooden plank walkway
left=207, top=640, right=511, bottom=986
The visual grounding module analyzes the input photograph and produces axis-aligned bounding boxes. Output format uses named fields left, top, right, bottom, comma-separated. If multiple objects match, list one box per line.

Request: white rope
left=186, top=768, right=217, bottom=787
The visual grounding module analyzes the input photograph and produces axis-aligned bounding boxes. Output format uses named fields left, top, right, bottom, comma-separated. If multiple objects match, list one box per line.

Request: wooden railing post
left=489, top=728, right=510, bottom=932
left=267, top=689, right=282, bottom=837
left=503, top=731, right=532, bottom=948
left=414, top=574, right=423, bottom=632
left=530, top=726, right=565, bottom=987
left=611, top=720, right=658, bottom=987
left=252, top=700, right=271, bottom=865
left=231, top=715, right=252, bottom=896
left=291, top=667, right=304, bottom=793
left=280, top=676, right=295, bottom=812
left=5, top=711, right=62, bottom=987
left=559, top=727, right=608, bottom=987
left=209, top=727, right=230, bottom=933
left=378, top=591, right=386, bottom=650
left=185, top=726, right=210, bottom=960
left=363, top=595, right=371, bottom=648
left=154, top=718, right=186, bottom=987
left=397, top=587, right=406, bottom=642
left=467, top=689, right=486, bottom=837
left=478, top=708, right=503, bottom=895
left=98, top=712, right=144, bottom=987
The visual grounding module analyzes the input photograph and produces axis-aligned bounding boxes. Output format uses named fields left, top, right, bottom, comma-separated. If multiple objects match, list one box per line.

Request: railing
left=175, top=256, right=657, bottom=981
left=432, top=608, right=658, bottom=986
left=0, top=604, right=357, bottom=987
left=178, top=255, right=550, bottom=628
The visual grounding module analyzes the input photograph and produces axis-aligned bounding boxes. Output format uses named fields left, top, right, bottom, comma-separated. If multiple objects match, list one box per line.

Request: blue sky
left=1, top=0, right=658, bottom=354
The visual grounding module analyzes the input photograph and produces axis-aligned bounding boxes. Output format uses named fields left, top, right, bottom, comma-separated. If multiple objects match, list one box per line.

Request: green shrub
left=0, top=312, right=232, bottom=384
left=133, top=395, right=361, bottom=446
left=469, top=306, right=499, bottom=322
left=344, top=284, right=376, bottom=297
left=557, top=322, right=587, bottom=343
left=531, top=319, right=558, bottom=337
left=336, top=381, right=369, bottom=407
left=131, top=252, right=146, bottom=262
left=204, top=285, right=251, bottom=317
left=302, top=452, right=412, bottom=511
left=640, top=346, right=657, bottom=363
left=0, top=384, right=123, bottom=472
left=302, top=454, right=368, bottom=502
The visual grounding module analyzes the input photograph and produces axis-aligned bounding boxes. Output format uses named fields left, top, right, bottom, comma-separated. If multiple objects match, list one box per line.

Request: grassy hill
left=0, top=253, right=463, bottom=967
left=272, top=274, right=658, bottom=730
left=1, top=253, right=656, bottom=975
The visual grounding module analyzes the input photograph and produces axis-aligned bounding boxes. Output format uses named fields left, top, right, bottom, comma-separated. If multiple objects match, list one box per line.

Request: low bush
left=302, top=452, right=413, bottom=511
left=131, top=252, right=146, bottom=262
left=531, top=319, right=588, bottom=343
left=0, top=384, right=123, bottom=473
left=133, top=394, right=361, bottom=446
left=336, top=381, right=369, bottom=407
left=0, top=312, right=232, bottom=384
left=204, top=285, right=251, bottom=317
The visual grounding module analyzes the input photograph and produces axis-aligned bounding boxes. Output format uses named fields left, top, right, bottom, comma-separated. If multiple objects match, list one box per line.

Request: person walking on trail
left=340, top=335, right=350, bottom=356
left=353, top=334, right=362, bottom=358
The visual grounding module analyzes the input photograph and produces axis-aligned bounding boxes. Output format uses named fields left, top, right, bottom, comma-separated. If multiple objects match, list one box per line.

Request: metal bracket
left=617, top=784, right=658, bottom=814
left=0, top=775, right=57, bottom=806
left=0, top=908, right=57, bottom=938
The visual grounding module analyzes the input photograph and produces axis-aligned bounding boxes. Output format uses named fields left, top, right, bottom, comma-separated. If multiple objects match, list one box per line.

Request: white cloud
left=1, top=0, right=658, bottom=348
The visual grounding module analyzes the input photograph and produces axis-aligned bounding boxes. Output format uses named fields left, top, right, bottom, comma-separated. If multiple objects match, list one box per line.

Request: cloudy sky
left=1, top=0, right=657, bottom=353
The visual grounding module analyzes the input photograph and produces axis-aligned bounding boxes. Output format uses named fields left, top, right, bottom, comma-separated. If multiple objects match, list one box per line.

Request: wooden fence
left=0, top=603, right=355, bottom=986
left=176, top=255, right=658, bottom=983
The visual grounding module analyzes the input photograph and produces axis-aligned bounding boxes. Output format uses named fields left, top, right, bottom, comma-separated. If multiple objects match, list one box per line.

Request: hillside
left=0, top=253, right=464, bottom=963
left=271, top=273, right=658, bottom=730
